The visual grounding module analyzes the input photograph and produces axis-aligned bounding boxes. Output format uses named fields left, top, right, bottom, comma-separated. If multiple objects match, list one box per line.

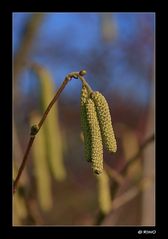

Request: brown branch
left=13, top=70, right=88, bottom=194
left=103, top=134, right=154, bottom=187
left=121, top=133, right=155, bottom=175
left=112, top=186, right=139, bottom=211
left=112, top=177, right=152, bottom=211
left=95, top=135, right=154, bottom=225
left=13, top=137, right=35, bottom=193
left=38, top=74, right=71, bottom=129
left=96, top=177, right=152, bottom=225
left=104, top=163, right=124, bottom=185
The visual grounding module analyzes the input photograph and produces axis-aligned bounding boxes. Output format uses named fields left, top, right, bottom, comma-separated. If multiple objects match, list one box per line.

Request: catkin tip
left=94, top=169, right=103, bottom=175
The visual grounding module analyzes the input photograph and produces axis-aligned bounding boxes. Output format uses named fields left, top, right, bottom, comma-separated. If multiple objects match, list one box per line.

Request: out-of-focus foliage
left=31, top=64, right=66, bottom=181
left=30, top=112, right=53, bottom=211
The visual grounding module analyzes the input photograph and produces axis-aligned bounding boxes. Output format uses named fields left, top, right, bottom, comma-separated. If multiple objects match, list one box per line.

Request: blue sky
left=13, top=13, right=155, bottom=106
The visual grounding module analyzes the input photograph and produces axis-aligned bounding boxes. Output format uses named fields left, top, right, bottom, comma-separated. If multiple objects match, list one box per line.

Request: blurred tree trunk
left=141, top=83, right=155, bottom=225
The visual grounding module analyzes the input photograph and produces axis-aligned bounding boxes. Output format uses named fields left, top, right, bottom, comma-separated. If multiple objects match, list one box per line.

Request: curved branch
left=13, top=70, right=88, bottom=194
left=121, top=134, right=155, bottom=175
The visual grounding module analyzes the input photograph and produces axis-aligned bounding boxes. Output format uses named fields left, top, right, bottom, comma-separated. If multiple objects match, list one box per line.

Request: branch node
left=79, top=70, right=87, bottom=76
left=30, top=124, right=39, bottom=137
left=13, top=70, right=92, bottom=194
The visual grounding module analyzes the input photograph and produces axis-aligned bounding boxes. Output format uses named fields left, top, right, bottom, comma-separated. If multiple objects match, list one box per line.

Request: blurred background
left=13, top=12, right=155, bottom=226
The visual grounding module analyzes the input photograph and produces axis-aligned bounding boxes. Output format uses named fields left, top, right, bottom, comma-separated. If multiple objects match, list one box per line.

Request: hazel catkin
left=91, top=91, right=117, bottom=153
left=96, top=170, right=111, bottom=214
left=80, top=85, right=92, bottom=162
left=86, top=98, right=103, bottom=174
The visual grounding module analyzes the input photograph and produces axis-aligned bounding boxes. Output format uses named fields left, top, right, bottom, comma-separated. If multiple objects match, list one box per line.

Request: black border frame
left=1, top=1, right=160, bottom=238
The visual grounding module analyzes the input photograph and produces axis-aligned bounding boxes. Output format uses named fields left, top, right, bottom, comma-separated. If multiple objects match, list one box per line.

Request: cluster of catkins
left=80, top=85, right=117, bottom=175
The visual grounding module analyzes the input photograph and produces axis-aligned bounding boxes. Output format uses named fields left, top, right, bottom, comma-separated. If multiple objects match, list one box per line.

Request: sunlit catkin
left=86, top=99, right=103, bottom=174
left=32, top=64, right=66, bottom=181
left=96, top=170, right=111, bottom=214
left=30, top=112, right=53, bottom=211
left=91, top=91, right=117, bottom=153
left=80, top=85, right=92, bottom=162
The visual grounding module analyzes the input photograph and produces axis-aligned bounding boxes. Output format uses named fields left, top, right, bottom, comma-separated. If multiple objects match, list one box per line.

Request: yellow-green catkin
left=13, top=193, right=27, bottom=225
left=30, top=112, right=53, bottom=211
left=13, top=163, right=27, bottom=225
left=86, top=99, right=103, bottom=174
left=96, top=170, right=112, bottom=214
left=33, top=64, right=66, bottom=181
left=80, top=85, right=92, bottom=162
left=91, top=91, right=117, bottom=153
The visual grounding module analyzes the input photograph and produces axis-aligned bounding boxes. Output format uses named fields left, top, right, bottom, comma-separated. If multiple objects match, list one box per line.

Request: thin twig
left=13, top=70, right=88, bottom=194
left=13, top=137, right=35, bottom=193
left=104, top=163, right=124, bottom=185
left=38, top=75, right=71, bottom=129
left=97, top=177, right=152, bottom=225
left=95, top=135, right=155, bottom=225
left=121, top=133, right=155, bottom=175
left=112, top=177, right=152, bottom=211
left=103, top=134, right=155, bottom=186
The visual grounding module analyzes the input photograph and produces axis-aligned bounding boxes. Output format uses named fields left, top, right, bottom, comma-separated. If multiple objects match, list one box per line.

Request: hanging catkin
left=80, top=85, right=92, bottom=162
left=91, top=91, right=117, bottom=153
left=96, top=170, right=111, bottom=214
left=86, top=98, right=103, bottom=174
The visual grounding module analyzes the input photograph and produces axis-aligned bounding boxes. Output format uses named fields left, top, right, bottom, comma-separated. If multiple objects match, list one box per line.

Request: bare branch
left=13, top=69, right=88, bottom=194
left=96, top=177, right=152, bottom=225
left=121, top=134, right=155, bottom=175
left=104, top=163, right=124, bottom=185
